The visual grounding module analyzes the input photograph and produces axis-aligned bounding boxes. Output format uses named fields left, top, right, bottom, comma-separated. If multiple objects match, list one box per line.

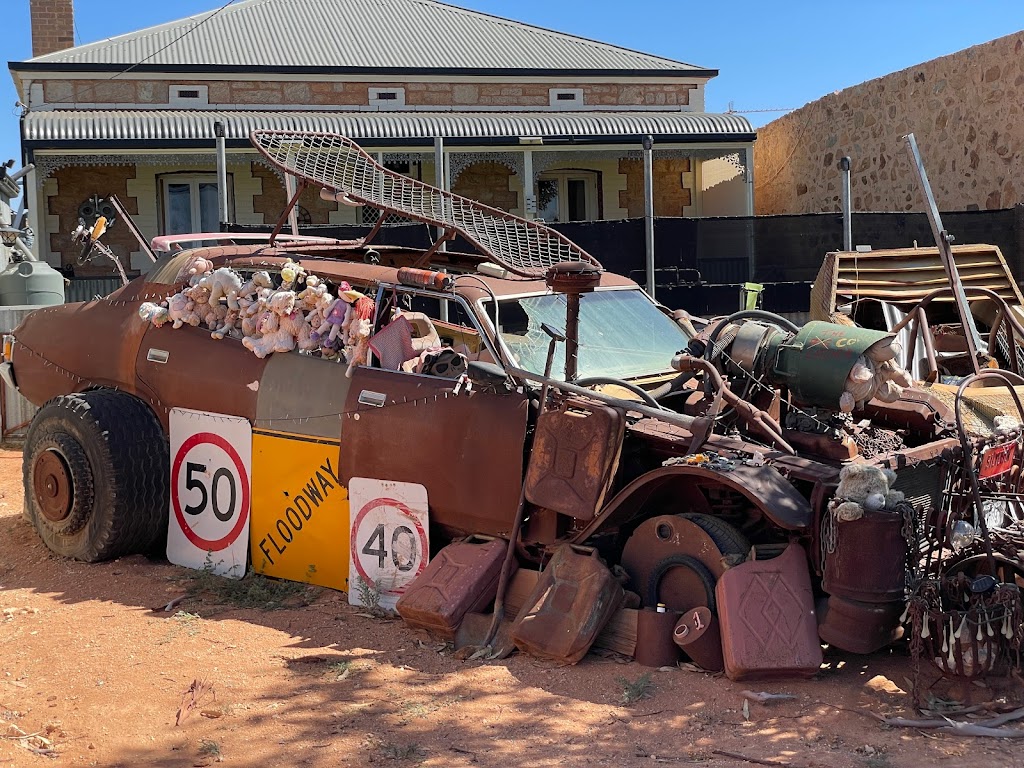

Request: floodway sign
left=167, top=408, right=252, bottom=579
left=348, top=478, right=428, bottom=610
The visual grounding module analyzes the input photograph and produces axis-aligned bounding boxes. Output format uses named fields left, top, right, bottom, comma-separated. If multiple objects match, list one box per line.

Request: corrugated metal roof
left=24, top=109, right=754, bottom=143
left=20, top=0, right=712, bottom=74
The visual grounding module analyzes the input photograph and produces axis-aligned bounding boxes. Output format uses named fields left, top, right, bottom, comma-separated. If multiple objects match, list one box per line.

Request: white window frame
left=157, top=173, right=233, bottom=235
left=536, top=170, right=600, bottom=222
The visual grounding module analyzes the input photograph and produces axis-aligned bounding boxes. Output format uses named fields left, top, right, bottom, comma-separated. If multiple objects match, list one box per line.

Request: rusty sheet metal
left=135, top=324, right=266, bottom=428
left=338, top=366, right=528, bottom=539
left=12, top=300, right=151, bottom=407
left=574, top=463, right=813, bottom=543
left=716, top=542, right=822, bottom=680
left=255, top=351, right=352, bottom=439
left=811, top=244, right=1024, bottom=321
left=524, top=398, right=625, bottom=520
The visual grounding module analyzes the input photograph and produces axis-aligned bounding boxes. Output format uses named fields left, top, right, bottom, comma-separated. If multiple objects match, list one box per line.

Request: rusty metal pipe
left=671, top=354, right=795, bottom=454
left=482, top=326, right=563, bottom=647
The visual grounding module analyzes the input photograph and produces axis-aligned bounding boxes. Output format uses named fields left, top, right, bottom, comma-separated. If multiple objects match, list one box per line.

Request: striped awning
left=24, top=109, right=755, bottom=146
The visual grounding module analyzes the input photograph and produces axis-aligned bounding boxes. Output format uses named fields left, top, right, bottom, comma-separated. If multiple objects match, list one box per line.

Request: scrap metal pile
left=8, top=129, right=1024, bottom=703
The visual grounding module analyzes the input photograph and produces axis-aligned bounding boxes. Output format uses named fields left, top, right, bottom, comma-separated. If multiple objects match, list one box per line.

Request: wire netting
left=251, top=130, right=600, bottom=278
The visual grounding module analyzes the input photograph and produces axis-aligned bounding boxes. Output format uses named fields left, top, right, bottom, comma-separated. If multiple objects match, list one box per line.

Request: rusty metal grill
left=250, top=130, right=600, bottom=278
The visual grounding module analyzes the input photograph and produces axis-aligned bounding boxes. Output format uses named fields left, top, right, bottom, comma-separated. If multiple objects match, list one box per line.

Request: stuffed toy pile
left=138, top=255, right=375, bottom=372
left=839, top=337, right=914, bottom=413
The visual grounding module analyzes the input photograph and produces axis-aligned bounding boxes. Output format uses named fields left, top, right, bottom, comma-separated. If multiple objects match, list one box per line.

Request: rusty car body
left=3, top=130, right=1021, bottom=668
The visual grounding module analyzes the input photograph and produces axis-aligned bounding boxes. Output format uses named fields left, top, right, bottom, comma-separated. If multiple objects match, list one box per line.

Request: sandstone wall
left=755, top=31, right=1024, bottom=215
left=41, top=79, right=693, bottom=108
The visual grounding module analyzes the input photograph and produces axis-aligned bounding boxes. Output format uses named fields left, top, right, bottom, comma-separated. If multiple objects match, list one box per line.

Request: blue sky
left=2, top=0, right=1023, bottom=168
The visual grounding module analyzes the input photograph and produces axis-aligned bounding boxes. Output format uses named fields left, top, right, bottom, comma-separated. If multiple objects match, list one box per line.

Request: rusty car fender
left=571, top=463, right=813, bottom=543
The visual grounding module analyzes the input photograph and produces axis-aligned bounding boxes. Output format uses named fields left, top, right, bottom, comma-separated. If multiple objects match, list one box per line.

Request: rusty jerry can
left=512, top=544, right=624, bottom=664
left=395, top=535, right=511, bottom=639
left=715, top=542, right=822, bottom=680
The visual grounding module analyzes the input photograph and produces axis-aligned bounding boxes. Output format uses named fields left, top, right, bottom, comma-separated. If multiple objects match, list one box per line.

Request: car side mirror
left=467, top=360, right=510, bottom=389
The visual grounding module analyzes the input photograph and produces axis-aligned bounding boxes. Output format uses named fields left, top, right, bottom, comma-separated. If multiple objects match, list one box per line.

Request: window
left=158, top=173, right=232, bottom=235
left=536, top=170, right=600, bottom=222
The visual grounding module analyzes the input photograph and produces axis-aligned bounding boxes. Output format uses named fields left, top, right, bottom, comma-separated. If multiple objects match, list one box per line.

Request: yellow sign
left=250, top=430, right=349, bottom=590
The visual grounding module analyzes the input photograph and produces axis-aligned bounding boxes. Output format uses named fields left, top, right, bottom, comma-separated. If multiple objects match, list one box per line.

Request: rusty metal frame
left=268, top=178, right=309, bottom=246
left=953, top=370, right=1024, bottom=574
left=891, top=287, right=1024, bottom=380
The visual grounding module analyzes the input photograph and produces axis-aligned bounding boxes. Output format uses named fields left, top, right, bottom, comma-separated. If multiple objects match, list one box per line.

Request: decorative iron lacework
left=32, top=153, right=279, bottom=183
left=251, top=129, right=599, bottom=277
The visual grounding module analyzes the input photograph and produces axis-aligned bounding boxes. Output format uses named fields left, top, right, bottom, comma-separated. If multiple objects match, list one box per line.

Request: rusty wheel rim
left=33, top=449, right=73, bottom=523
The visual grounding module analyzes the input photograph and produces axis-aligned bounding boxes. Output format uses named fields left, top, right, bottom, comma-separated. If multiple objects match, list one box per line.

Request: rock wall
left=755, top=31, right=1024, bottom=215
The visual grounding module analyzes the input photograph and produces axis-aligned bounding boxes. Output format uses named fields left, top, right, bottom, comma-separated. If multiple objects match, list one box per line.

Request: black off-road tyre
left=678, top=513, right=750, bottom=557
left=23, top=391, right=169, bottom=562
left=646, top=554, right=718, bottom=613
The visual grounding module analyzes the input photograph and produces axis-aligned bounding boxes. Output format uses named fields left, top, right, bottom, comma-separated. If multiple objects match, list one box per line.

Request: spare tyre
left=23, top=391, right=169, bottom=562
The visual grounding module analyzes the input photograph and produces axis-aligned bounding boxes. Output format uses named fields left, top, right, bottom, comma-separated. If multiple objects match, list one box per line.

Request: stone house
left=754, top=30, right=1024, bottom=216
left=12, top=0, right=755, bottom=275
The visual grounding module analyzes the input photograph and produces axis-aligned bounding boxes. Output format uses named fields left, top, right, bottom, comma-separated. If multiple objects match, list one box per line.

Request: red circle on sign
left=350, top=496, right=428, bottom=593
left=171, top=432, right=250, bottom=552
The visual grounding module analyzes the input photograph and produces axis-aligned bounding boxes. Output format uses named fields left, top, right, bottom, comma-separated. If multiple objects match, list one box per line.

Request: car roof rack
left=250, top=130, right=601, bottom=279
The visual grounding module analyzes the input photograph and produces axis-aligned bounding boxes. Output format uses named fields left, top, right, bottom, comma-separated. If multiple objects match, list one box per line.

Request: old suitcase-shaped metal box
left=396, top=535, right=509, bottom=639
left=715, top=542, right=822, bottom=680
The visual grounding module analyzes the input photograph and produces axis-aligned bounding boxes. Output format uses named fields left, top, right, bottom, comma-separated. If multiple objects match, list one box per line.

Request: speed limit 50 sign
left=167, top=408, right=252, bottom=579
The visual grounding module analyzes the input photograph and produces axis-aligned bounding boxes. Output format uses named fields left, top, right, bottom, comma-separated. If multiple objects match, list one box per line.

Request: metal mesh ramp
left=250, top=130, right=601, bottom=278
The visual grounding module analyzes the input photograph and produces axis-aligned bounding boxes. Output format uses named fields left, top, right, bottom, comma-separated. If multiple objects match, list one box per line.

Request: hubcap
left=33, top=450, right=73, bottom=523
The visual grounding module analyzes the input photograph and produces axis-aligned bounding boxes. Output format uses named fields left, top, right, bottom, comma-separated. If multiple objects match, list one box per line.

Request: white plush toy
left=236, top=271, right=273, bottom=305
left=200, top=267, right=243, bottom=309
left=166, top=292, right=199, bottom=329
left=138, top=301, right=169, bottom=327
left=242, top=290, right=298, bottom=358
left=832, top=463, right=905, bottom=522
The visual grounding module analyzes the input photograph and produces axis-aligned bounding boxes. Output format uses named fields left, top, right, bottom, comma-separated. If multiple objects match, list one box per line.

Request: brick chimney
left=30, top=0, right=75, bottom=58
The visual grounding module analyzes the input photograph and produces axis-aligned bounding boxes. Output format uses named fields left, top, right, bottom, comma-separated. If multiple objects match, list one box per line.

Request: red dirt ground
left=1, top=445, right=1022, bottom=767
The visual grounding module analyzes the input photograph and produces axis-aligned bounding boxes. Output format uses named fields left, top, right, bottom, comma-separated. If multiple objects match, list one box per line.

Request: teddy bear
left=296, top=274, right=329, bottom=313
left=242, top=290, right=298, bottom=358
left=344, top=316, right=373, bottom=377
left=174, top=255, right=214, bottom=284
left=234, top=270, right=273, bottom=306
left=239, top=289, right=270, bottom=339
left=165, top=291, right=200, bottom=329
left=211, top=305, right=241, bottom=340
left=184, top=282, right=219, bottom=330
left=138, top=301, right=170, bottom=327
left=279, top=309, right=317, bottom=351
left=831, top=463, right=905, bottom=522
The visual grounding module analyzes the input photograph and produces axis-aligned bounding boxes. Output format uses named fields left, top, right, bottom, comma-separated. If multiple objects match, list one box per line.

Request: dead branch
left=711, top=749, right=790, bottom=766
left=936, top=723, right=1024, bottom=738
left=175, top=678, right=215, bottom=726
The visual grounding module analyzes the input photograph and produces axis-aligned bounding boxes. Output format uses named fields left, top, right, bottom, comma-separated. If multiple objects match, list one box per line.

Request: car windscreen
left=492, top=288, right=690, bottom=381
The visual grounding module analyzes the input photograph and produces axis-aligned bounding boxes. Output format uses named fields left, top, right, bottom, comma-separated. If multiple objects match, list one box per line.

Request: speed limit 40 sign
left=167, top=408, right=252, bottom=579
left=348, top=478, right=429, bottom=610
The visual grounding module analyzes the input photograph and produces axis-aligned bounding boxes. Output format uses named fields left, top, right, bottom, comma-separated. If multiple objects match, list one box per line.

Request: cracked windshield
left=494, top=289, right=690, bottom=380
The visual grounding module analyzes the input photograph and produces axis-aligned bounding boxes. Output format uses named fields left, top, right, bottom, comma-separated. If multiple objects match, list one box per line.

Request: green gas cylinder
left=0, top=260, right=66, bottom=306
left=765, top=321, right=891, bottom=409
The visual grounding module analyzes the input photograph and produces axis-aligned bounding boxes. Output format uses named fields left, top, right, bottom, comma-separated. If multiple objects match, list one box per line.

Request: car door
left=338, top=288, right=529, bottom=539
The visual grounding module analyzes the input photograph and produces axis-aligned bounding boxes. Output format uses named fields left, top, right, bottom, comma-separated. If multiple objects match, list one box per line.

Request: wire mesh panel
left=250, top=130, right=601, bottom=278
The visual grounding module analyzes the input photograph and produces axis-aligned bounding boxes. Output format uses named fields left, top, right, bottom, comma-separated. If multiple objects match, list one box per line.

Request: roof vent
left=369, top=87, right=406, bottom=108
left=170, top=85, right=209, bottom=106
left=549, top=88, right=583, bottom=108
